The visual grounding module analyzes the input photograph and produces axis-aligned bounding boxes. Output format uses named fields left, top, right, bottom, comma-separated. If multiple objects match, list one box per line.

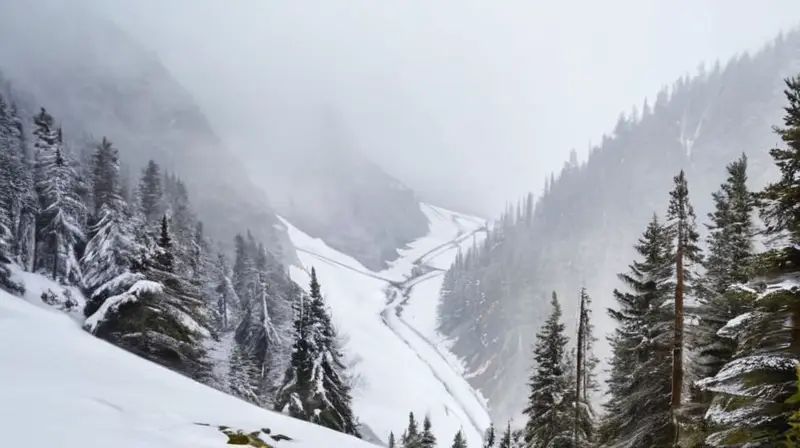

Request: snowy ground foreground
left=282, top=203, right=491, bottom=448
left=0, top=286, right=375, bottom=448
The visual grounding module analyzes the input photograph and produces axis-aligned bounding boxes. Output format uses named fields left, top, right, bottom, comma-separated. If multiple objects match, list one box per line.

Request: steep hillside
left=0, top=1, right=281, bottom=250
left=437, top=29, right=800, bottom=424
left=0, top=283, right=374, bottom=448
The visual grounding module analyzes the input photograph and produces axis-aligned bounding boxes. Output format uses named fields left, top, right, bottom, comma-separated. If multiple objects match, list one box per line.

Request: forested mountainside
left=0, top=2, right=285, bottom=253
left=438, top=29, right=800, bottom=425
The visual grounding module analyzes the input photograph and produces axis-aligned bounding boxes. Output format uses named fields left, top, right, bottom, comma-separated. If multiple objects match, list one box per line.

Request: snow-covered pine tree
left=210, top=252, right=239, bottom=332
left=402, top=412, right=421, bottom=448
left=5, top=102, right=36, bottom=270
left=498, top=423, right=511, bottom=448
left=600, top=214, right=675, bottom=448
left=138, top=159, right=163, bottom=225
left=0, top=94, right=24, bottom=294
left=274, top=267, right=359, bottom=436
left=89, top=137, right=124, bottom=220
left=483, top=423, right=496, bottom=448
left=686, top=154, right=755, bottom=442
left=81, top=137, right=141, bottom=316
left=162, top=172, right=198, bottom=276
left=664, top=169, right=702, bottom=444
left=573, top=287, right=597, bottom=447
left=420, top=415, right=436, bottom=448
left=451, top=430, right=467, bottom=448
left=227, top=342, right=263, bottom=405
left=84, top=213, right=212, bottom=381
left=697, top=74, right=800, bottom=447
left=388, top=431, right=396, bottom=448
left=32, top=108, right=86, bottom=285
left=227, top=233, right=295, bottom=406
left=523, top=291, right=573, bottom=448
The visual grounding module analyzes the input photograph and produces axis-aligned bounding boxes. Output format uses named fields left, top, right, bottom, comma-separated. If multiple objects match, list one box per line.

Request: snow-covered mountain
left=281, top=204, right=491, bottom=447
left=0, top=278, right=373, bottom=448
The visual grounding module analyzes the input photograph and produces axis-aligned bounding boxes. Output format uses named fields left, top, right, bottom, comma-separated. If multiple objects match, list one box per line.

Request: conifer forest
left=3, top=2, right=800, bottom=448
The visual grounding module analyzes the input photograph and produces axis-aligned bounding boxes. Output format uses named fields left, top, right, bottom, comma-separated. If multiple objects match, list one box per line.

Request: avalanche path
left=280, top=204, right=490, bottom=448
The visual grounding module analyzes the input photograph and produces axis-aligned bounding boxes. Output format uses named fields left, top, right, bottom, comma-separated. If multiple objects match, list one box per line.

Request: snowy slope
left=0, top=284, right=374, bottom=448
left=281, top=203, right=491, bottom=448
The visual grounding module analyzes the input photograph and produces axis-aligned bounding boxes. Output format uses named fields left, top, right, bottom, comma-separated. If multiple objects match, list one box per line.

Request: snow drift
left=0, top=283, right=373, bottom=448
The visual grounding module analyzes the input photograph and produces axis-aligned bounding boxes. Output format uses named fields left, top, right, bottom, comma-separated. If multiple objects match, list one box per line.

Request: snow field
left=0, top=283, right=374, bottom=448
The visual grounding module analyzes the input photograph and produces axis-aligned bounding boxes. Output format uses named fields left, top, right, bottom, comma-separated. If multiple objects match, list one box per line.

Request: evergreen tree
left=498, top=423, right=511, bottom=448
left=697, top=74, right=800, bottom=447
left=452, top=430, right=467, bottom=448
left=84, top=214, right=212, bottom=381
left=138, top=159, right=163, bottom=224
left=523, top=292, right=572, bottom=448
left=227, top=342, right=262, bottom=406
left=90, top=137, right=124, bottom=219
left=274, top=268, right=359, bottom=436
left=81, top=136, right=140, bottom=315
left=32, top=108, right=86, bottom=284
left=402, top=412, right=421, bottom=448
left=155, top=215, right=174, bottom=271
left=573, top=287, right=597, bottom=447
left=600, top=214, right=675, bottom=448
left=6, top=103, right=36, bottom=270
left=388, top=431, right=396, bottom=448
left=227, top=234, right=294, bottom=406
left=211, top=252, right=238, bottom=332
left=0, top=95, right=24, bottom=294
left=483, top=423, right=496, bottom=448
left=687, top=154, right=755, bottom=442
left=665, top=169, right=702, bottom=443
left=420, top=415, right=437, bottom=448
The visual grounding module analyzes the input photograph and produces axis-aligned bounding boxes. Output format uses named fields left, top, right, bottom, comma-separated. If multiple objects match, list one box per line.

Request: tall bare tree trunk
left=672, top=241, right=684, bottom=446
left=575, top=291, right=586, bottom=446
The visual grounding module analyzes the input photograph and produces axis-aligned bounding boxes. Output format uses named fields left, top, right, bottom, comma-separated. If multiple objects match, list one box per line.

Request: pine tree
left=211, top=252, right=239, bottom=332
left=483, top=423, right=496, bottom=448
left=523, top=291, right=573, bottom=448
left=388, top=431, right=396, bottom=448
left=600, top=214, right=674, bottom=448
left=420, top=415, right=437, bottom=448
left=84, top=213, right=212, bottom=381
left=227, top=342, right=262, bottom=406
left=138, top=159, right=163, bottom=224
left=6, top=102, right=36, bottom=270
left=155, top=215, right=174, bottom=271
left=687, top=154, right=755, bottom=442
left=32, top=108, right=86, bottom=284
left=402, top=412, right=421, bottom=448
left=665, top=169, right=702, bottom=443
left=90, top=137, right=124, bottom=219
left=697, top=74, right=800, bottom=447
left=573, top=287, right=597, bottom=447
left=81, top=137, right=140, bottom=315
left=274, top=268, right=359, bottom=436
left=0, top=95, right=25, bottom=294
left=498, top=423, right=511, bottom=448
left=452, top=430, right=467, bottom=448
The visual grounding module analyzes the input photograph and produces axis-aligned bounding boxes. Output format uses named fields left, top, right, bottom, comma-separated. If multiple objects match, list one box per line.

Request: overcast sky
left=90, top=0, right=800, bottom=216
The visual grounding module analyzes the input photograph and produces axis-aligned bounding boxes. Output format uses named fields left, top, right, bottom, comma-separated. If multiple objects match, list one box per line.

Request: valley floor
left=282, top=203, right=491, bottom=447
